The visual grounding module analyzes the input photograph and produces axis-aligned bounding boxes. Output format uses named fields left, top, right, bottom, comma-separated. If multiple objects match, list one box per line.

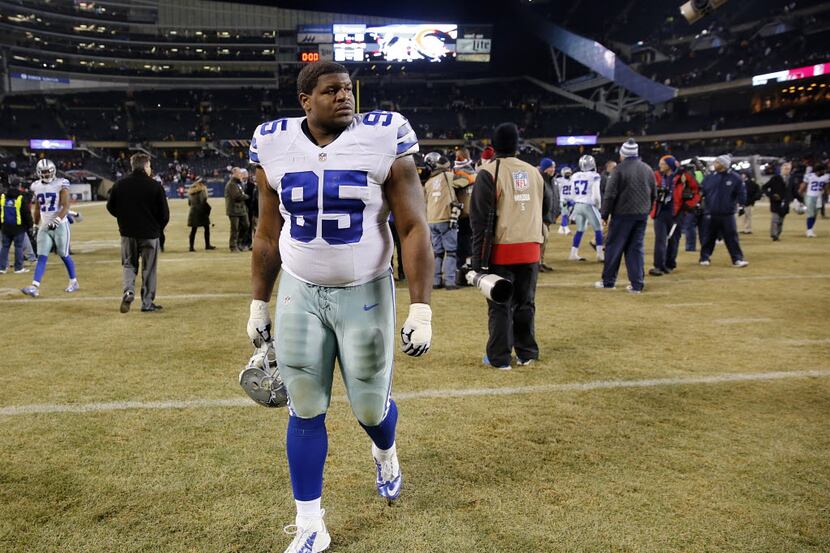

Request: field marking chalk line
left=1, top=369, right=828, bottom=417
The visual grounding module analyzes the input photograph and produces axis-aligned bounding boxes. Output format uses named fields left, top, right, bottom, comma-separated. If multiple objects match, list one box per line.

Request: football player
left=246, top=61, right=433, bottom=553
left=556, top=166, right=573, bottom=235
left=21, top=159, right=78, bottom=297
left=801, top=164, right=828, bottom=237
left=568, top=155, right=604, bottom=262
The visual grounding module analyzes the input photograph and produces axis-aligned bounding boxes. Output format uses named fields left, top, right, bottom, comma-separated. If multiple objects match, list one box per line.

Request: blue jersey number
left=574, top=180, right=589, bottom=195
left=810, top=181, right=824, bottom=192
left=363, top=111, right=393, bottom=127
left=281, top=170, right=368, bottom=245
left=36, top=192, right=57, bottom=212
left=260, top=119, right=288, bottom=135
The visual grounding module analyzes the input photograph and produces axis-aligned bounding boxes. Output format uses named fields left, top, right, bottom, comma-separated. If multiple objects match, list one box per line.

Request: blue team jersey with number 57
left=250, top=112, right=419, bottom=287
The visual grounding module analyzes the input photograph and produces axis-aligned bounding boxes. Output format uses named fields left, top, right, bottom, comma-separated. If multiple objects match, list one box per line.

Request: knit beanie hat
left=716, top=154, right=732, bottom=170
left=492, top=123, right=519, bottom=155
left=539, top=158, right=554, bottom=171
left=659, top=155, right=678, bottom=171
left=620, top=138, right=639, bottom=158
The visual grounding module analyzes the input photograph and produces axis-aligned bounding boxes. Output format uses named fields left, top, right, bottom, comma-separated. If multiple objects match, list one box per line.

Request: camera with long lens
left=466, top=271, right=513, bottom=304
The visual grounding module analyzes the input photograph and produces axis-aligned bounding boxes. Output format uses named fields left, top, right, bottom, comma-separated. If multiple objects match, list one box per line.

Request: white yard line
left=665, top=302, right=716, bottom=308
left=780, top=339, right=830, bottom=346
left=1, top=369, right=828, bottom=417
left=715, top=317, right=773, bottom=324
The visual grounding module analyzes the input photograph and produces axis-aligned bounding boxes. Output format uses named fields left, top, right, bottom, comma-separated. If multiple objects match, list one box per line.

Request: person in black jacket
left=596, top=139, right=656, bottom=293
left=107, top=153, right=170, bottom=313
left=739, top=170, right=762, bottom=234
left=699, top=154, right=748, bottom=267
left=763, top=161, right=793, bottom=241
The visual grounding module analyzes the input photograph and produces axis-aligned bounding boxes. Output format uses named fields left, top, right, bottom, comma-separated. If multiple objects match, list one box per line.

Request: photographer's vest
left=424, top=171, right=457, bottom=224
left=1, top=193, right=24, bottom=225
left=480, top=157, right=544, bottom=265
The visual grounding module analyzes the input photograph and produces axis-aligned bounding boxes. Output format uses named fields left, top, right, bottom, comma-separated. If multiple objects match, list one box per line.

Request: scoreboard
left=296, top=23, right=491, bottom=64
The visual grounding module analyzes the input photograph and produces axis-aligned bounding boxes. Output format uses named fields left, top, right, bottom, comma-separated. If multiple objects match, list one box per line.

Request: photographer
left=471, top=123, right=550, bottom=370
left=649, top=155, right=699, bottom=276
left=424, top=152, right=462, bottom=290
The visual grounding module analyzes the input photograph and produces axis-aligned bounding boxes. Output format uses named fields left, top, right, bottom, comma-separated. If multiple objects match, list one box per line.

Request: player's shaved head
left=297, top=61, right=350, bottom=97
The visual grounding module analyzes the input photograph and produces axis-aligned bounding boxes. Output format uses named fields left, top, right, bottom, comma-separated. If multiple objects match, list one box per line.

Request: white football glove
left=400, top=303, right=432, bottom=357
left=247, top=299, right=273, bottom=348
left=47, top=216, right=63, bottom=230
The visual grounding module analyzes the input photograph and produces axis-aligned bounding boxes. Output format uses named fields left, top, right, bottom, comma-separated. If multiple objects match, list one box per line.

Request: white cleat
left=593, top=281, right=615, bottom=290
left=733, top=260, right=749, bottom=268
left=699, top=260, right=710, bottom=266
left=282, top=511, right=331, bottom=553
left=568, top=247, right=585, bottom=261
left=563, top=226, right=572, bottom=235
left=557, top=226, right=566, bottom=235
left=806, top=229, right=816, bottom=238
left=596, top=246, right=605, bottom=263
left=21, top=285, right=39, bottom=297
left=14, top=268, right=30, bottom=274
left=65, top=280, right=79, bottom=293
left=372, top=443, right=402, bottom=503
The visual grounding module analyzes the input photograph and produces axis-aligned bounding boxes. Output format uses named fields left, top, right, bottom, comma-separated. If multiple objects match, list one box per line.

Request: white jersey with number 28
left=250, top=112, right=419, bottom=287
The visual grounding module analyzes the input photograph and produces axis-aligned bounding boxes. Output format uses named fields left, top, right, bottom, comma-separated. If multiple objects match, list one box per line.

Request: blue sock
left=807, top=217, right=816, bottom=230
left=61, top=255, right=76, bottom=279
left=572, top=231, right=583, bottom=248
left=359, top=399, right=398, bottom=450
left=33, top=255, right=48, bottom=284
left=561, top=215, right=569, bottom=227
left=595, top=230, right=604, bottom=247
left=286, top=414, right=328, bottom=501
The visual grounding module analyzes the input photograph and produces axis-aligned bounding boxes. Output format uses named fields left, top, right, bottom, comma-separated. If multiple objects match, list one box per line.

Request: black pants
left=700, top=214, right=744, bottom=263
left=189, top=225, right=211, bottom=250
left=653, top=208, right=680, bottom=271
left=486, top=263, right=539, bottom=367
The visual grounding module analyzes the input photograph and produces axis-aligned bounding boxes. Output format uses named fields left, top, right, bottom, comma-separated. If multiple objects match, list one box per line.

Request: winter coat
left=187, top=182, right=211, bottom=227
left=225, top=178, right=249, bottom=217
left=650, top=169, right=700, bottom=218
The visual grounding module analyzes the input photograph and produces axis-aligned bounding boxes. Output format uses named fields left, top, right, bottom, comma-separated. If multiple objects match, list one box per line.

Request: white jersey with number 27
left=250, top=112, right=419, bottom=287
left=30, top=178, right=70, bottom=229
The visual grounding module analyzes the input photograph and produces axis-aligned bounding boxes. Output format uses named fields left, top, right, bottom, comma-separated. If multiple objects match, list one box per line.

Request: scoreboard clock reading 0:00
left=298, top=50, right=321, bottom=63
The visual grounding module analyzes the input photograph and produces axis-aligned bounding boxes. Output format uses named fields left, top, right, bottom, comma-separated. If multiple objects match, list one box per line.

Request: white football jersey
left=30, top=178, right=70, bottom=228
left=804, top=172, right=828, bottom=198
left=250, top=112, right=419, bottom=287
left=569, top=171, right=601, bottom=206
left=556, top=177, right=573, bottom=203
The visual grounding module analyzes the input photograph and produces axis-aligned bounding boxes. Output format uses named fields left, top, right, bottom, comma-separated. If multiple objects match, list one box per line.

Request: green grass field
left=1, top=200, right=828, bottom=552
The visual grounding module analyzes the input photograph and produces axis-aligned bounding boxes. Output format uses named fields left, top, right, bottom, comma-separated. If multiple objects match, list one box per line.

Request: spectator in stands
left=225, top=167, right=250, bottom=252
left=699, top=155, right=749, bottom=268
left=596, top=139, right=656, bottom=293
left=739, top=170, right=762, bottom=234
left=0, top=184, right=33, bottom=274
left=187, top=178, right=215, bottom=252
left=107, top=153, right=170, bottom=313
left=538, top=157, right=558, bottom=273
left=763, top=161, right=792, bottom=241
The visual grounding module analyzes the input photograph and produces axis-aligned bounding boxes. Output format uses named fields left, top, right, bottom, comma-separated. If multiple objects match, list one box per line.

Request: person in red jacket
left=649, top=155, right=700, bottom=275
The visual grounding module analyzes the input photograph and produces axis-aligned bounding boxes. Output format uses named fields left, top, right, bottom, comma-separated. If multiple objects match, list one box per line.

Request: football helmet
left=424, top=152, right=450, bottom=173
left=36, top=159, right=56, bottom=183
left=579, top=155, right=596, bottom=172
left=239, top=343, right=288, bottom=408
left=561, top=166, right=573, bottom=178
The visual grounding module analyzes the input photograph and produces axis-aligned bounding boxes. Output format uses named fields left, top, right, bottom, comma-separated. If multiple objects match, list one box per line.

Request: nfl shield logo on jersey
left=512, top=171, right=529, bottom=191
left=319, top=152, right=327, bottom=162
